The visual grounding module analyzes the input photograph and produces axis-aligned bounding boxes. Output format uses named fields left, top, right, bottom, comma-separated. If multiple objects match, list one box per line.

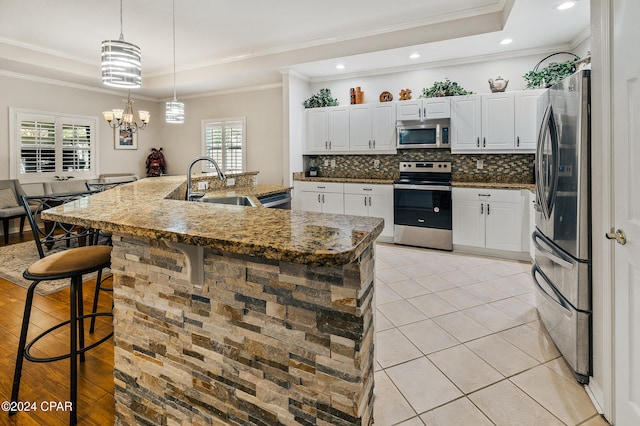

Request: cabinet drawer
left=343, top=183, right=393, bottom=196
left=295, top=181, right=344, bottom=193
left=453, top=187, right=521, bottom=203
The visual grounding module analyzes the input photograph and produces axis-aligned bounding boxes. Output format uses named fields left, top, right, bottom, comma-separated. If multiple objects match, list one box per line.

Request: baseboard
left=452, top=244, right=531, bottom=262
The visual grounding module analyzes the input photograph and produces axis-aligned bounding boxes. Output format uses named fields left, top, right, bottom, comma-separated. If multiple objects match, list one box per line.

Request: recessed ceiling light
left=557, top=1, right=576, bottom=10
left=409, top=53, right=421, bottom=59
left=499, top=38, right=513, bottom=45
left=336, top=64, right=345, bottom=70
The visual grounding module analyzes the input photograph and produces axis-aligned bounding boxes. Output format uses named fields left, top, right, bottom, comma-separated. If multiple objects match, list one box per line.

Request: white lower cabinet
left=343, top=184, right=394, bottom=239
left=295, top=182, right=344, bottom=214
left=293, top=181, right=393, bottom=240
left=453, top=187, right=526, bottom=254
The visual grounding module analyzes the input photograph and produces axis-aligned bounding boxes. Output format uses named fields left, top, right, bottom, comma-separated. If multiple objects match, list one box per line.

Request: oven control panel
left=398, top=161, right=451, bottom=173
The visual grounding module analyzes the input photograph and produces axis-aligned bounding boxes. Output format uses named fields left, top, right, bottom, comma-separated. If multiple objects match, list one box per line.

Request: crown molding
left=306, top=43, right=584, bottom=84
left=179, top=82, right=283, bottom=100
left=0, top=69, right=159, bottom=101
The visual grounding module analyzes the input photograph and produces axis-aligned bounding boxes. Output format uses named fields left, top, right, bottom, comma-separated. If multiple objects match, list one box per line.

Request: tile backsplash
left=303, top=151, right=534, bottom=183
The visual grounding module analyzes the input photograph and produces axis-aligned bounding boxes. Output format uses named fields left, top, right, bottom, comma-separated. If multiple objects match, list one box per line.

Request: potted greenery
left=523, top=52, right=580, bottom=89
left=419, top=78, right=473, bottom=98
left=303, top=88, right=339, bottom=108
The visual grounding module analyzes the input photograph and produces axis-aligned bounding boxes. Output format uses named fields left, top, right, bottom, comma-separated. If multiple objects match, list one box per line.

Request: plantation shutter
left=62, top=121, right=92, bottom=172
left=19, top=116, right=56, bottom=174
left=12, top=109, right=97, bottom=179
left=203, top=118, right=245, bottom=173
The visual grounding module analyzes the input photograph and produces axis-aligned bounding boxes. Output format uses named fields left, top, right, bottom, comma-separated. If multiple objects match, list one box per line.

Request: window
left=10, top=108, right=98, bottom=180
left=202, top=118, right=246, bottom=173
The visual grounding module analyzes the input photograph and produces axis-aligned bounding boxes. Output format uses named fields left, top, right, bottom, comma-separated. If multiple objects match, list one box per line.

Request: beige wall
left=0, top=75, right=285, bottom=185
left=165, top=87, right=284, bottom=185
left=0, top=74, right=161, bottom=180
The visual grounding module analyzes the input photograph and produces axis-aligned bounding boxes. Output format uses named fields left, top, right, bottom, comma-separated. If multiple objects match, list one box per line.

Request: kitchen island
left=41, top=175, right=382, bottom=425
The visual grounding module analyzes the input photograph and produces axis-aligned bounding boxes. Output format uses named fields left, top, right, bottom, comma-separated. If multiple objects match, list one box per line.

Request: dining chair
left=0, top=179, right=30, bottom=244
left=10, top=191, right=113, bottom=426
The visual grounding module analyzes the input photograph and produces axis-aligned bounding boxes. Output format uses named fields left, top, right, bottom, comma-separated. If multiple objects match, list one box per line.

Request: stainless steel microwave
left=396, top=120, right=450, bottom=149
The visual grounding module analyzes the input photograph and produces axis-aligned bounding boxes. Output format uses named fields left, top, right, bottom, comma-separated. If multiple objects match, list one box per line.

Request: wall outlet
left=373, top=159, right=380, bottom=168
left=197, top=181, right=209, bottom=190
left=226, top=178, right=235, bottom=186
left=331, top=159, right=336, bottom=168
left=324, top=159, right=329, bottom=166
left=476, top=159, right=484, bottom=170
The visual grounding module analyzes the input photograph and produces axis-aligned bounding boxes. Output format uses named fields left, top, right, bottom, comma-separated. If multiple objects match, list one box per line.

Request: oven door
left=394, top=184, right=452, bottom=229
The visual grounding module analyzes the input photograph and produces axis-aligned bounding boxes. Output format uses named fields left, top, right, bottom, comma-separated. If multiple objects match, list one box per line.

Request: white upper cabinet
left=514, top=89, right=546, bottom=151
left=349, top=103, right=397, bottom=153
left=482, top=92, right=515, bottom=151
left=450, top=95, right=482, bottom=151
left=451, top=90, right=542, bottom=153
left=396, top=98, right=451, bottom=121
left=305, top=106, right=349, bottom=154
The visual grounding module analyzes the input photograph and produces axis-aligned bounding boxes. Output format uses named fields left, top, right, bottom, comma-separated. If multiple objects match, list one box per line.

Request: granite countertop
left=293, top=175, right=395, bottom=185
left=293, top=173, right=535, bottom=191
left=452, top=181, right=536, bottom=191
left=40, top=176, right=383, bottom=267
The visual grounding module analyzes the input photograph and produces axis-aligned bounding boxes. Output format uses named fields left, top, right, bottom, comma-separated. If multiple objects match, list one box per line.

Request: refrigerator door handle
left=533, top=231, right=575, bottom=270
left=532, top=264, right=573, bottom=316
left=535, top=104, right=560, bottom=220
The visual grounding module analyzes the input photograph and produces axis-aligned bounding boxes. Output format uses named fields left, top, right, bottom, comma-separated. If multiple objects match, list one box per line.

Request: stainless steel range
left=393, top=161, right=452, bottom=250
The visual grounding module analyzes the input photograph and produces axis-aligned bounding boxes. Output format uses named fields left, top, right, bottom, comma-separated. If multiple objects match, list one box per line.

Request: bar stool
left=10, top=192, right=113, bottom=425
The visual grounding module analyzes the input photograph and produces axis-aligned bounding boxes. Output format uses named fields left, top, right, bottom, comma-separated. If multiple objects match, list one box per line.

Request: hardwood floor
left=0, top=232, right=115, bottom=425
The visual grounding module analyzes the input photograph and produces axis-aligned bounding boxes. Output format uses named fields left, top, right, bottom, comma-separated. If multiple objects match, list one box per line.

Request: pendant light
left=166, top=0, right=185, bottom=123
left=101, top=0, right=142, bottom=88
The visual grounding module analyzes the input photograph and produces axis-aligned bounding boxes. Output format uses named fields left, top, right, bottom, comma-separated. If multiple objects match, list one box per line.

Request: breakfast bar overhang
left=41, top=175, right=383, bottom=425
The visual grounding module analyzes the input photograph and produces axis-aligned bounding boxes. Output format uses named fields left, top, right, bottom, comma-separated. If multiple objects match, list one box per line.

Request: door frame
left=587, top=0, right=614, bottom=421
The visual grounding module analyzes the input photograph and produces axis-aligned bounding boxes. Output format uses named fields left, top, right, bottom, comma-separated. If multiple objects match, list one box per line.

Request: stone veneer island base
left=39, top=175, right=382, bottom=425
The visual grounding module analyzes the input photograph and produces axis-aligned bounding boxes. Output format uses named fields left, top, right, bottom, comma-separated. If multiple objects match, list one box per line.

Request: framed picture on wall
left=114, top=128, right=137, bottom=150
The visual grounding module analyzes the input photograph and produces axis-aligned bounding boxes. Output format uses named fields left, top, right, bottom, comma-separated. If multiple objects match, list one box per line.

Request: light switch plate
left=374, top=159, right=380, bottom=168
left=331, top=159, right=336, bottom=168
left=226, top=178, right=235, bottom=186
left=476, top=160, right=484, bottom=170
left=197, top=181, right=209, bottom=190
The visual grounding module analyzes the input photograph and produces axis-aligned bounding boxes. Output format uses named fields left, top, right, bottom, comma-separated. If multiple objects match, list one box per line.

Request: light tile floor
left=372, top=243, right=609, bottom=426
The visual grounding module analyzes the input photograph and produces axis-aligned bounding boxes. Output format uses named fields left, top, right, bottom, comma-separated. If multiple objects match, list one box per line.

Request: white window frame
left=201, top=117, right=246, bottom=174
left=9, top=107, right=99, bottom=182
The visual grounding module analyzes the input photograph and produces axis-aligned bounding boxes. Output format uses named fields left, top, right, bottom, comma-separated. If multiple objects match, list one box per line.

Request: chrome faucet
left=186, top=156, right=226, bottom=201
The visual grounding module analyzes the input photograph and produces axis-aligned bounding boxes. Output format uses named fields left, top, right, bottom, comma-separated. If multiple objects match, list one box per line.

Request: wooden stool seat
left=26, top=246, right=112, bottom=277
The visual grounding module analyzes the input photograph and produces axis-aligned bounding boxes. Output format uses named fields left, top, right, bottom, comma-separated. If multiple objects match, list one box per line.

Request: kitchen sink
left=199, top=196, right=256, bottom=206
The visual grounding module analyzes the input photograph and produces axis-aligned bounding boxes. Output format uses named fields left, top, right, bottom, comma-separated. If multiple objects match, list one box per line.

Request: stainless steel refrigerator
left=532, top=69, right=591, bottom=384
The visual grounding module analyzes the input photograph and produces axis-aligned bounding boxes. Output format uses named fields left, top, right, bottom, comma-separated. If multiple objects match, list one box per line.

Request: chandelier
left=103, top=92, right=150, bottom=133
left=166, top=0, right=184, bottom=123
left=101, top=0, right=142, bottom=88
